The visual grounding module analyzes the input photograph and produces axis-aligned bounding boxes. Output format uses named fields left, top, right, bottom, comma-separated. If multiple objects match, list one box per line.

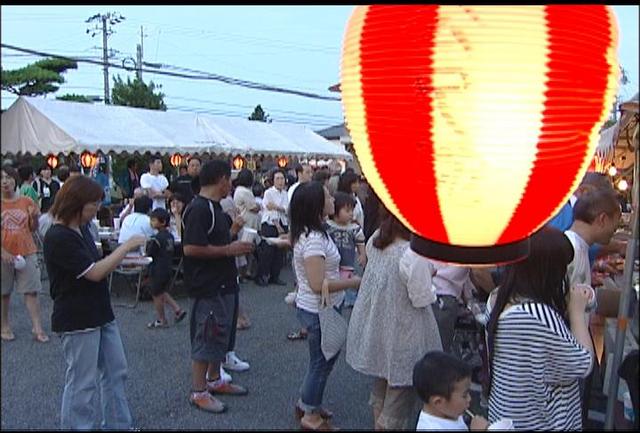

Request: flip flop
left=287, top=330, right=307, bottom=341
left=1, top=330, right=16, bottom=341
left=175, top=310, right=187, bottom=323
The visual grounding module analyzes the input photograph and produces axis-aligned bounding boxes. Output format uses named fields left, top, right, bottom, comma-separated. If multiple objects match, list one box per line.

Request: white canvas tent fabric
left=596, top=92, right=639, bottom=157
left=1, top=96, right=352, bottom=160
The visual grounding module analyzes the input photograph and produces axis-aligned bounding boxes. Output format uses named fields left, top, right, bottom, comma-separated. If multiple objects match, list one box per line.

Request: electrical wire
left=1, top=43, right=341, bottom=102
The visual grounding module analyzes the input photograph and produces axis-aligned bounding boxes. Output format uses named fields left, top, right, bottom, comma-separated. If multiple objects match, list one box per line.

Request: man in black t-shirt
left=182, top=159, right=254, bottom=414
left=170, top=156, right=201, bottom=204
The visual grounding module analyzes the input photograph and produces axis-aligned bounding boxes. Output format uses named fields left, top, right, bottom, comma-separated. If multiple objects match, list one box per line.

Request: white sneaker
left=223, top=351, right=250, bottom=372
left=284, top=291, right=296, bottom=305
left=219, top=365, right=233, bottom=383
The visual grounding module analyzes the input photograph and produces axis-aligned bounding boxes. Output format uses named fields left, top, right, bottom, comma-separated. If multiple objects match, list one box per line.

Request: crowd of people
left=0, top=153, right=634, bottom=430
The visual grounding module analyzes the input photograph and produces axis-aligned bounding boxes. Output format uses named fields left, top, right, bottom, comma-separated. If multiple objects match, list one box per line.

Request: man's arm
left=183, top=241, right=253, bottom=259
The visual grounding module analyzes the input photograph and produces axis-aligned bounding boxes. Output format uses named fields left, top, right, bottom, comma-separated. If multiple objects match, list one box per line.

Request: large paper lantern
left=341, top=5, right=619, bottom=264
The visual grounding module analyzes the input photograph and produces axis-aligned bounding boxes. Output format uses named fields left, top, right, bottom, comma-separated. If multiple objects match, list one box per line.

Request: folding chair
left=109, top=264, right=146, bottom=308
left=168, top=256, right=183, bottom=293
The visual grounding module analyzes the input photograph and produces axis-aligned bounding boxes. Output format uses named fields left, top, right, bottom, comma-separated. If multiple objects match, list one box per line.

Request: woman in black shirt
left=43, top=175, right=145, bottom=430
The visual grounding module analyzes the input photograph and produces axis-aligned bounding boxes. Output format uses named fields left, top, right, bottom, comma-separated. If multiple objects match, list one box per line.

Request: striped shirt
left=294, top=230, right=342, bottom=314
left=488, top=302, right=592, bottom=431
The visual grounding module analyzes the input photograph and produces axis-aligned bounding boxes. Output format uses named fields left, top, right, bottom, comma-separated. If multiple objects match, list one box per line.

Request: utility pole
left=135, top=26, right=144, bottom=81
left=102, top=16, right=109, bottom=103
left=136, top=44, right=142, bottom=81
left=86, top=12, right=125, bottom=104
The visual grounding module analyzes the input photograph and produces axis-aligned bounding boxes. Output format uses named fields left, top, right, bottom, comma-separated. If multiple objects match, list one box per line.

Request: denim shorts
left=189, top=294, right=235, bottom=363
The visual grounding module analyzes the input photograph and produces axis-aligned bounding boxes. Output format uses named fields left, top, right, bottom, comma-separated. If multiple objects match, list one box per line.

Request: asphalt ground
left=1, top=265, right=609, bottom=430
left=1, top=266, right=378, bottom=430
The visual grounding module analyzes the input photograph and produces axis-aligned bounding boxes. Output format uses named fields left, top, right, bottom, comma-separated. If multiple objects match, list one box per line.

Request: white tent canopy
left=596, top=92, right=639, bottom=160
left=0, top=96, right=352, bottom=160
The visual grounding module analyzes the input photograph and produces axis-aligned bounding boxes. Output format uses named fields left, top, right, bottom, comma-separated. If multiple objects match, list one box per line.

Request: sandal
left=147, top=320, right=168, bottom=329
left=287, top=330, right=307, bottom=341
left=175, top=310, right=187, bottom=323
left=33, top=332, right=50, bottom=343
left=300, top=416, right=339, bottom=431
left=1, top=329, right=16, bottom=341
left=237, top=315, right=251, bottom=330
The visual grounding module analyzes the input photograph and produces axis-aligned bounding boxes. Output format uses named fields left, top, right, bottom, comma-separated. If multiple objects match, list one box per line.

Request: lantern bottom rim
left=410, top=235, right=530, bottom=266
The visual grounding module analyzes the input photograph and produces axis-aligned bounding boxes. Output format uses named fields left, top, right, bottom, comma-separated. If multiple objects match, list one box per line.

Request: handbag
left=318, top=279, right=348, bottom=361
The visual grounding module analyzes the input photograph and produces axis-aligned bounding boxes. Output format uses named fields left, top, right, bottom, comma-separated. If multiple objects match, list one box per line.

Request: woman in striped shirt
left=486, top=226, right=594, bottom=430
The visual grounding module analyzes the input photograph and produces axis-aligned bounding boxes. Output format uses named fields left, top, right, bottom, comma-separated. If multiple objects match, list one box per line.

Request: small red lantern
left=80, top=151, right=95, bottom=169
left=277, top=156, right=288, bottom=168
left=232, top=155, right=246, bottom=170
left=170, top=153, right=183, bottom=167
left=341, top=5, right=620, bottom=264
left=46, top=154, right=59, bottom=170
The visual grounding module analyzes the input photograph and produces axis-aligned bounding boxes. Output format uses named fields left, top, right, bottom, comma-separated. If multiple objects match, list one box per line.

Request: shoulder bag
left=318, top=279, right=348, bottom=361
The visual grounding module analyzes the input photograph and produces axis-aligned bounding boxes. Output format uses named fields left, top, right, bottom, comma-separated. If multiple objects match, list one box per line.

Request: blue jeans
left=296, top=307, right=341, bottom=414
left=60, top=321, right=132, bottom=430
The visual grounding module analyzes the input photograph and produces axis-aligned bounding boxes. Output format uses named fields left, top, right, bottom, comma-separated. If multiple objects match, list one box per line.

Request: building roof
left=315, top=123, right=350, bottom=140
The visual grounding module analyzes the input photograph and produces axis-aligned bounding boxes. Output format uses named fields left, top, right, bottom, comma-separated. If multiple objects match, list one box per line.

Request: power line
left=165, top=95, right=342, bottom=121
left=1, top=43, right=341, bottom=102
left=167, top=104, right=334, bottom=128
left=123, top=18, right=340, bottom=54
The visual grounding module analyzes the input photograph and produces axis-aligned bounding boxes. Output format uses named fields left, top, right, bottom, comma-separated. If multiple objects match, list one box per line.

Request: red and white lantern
left=277, top=156, right=288, bottom=169
left=170, top=153, right=183, bottom=168
left=80, top=151, right=97, bottom=169
left=233, top=154, right=246, bottom=170
left=341, top=5, right=620, bottom=264
left=46, top=154, right=59, bottom=170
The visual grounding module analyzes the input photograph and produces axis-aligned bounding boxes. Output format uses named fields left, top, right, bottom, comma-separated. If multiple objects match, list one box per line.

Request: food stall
left=595, top=93, right=639, bottom=430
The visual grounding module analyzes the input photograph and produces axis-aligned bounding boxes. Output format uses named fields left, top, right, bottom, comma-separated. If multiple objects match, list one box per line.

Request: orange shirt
left=1, top=196, right=38, bottom=256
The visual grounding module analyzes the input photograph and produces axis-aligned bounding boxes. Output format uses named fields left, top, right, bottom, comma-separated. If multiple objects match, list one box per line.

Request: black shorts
left=189, top=294, right=235, bottom=363
left=149, top=276, right=170, bottom=296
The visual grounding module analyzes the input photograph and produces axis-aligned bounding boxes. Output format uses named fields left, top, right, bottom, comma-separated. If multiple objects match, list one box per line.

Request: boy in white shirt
left=413, top=351, right=488, bottom=431
left=118, top=195, right=155, bottom=248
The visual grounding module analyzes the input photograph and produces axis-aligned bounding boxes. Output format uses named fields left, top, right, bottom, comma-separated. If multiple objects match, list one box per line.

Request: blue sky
left=1, top=5, right=638, bottom=131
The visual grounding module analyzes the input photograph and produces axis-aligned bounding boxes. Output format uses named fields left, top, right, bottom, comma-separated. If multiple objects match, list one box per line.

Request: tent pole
left=603, top=143, right=639, bottom=430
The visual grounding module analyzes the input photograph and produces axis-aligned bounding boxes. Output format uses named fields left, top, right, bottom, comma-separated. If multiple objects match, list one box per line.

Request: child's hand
left=469, top=415, right=489, bottom=431
left=357, top=253, right=367, bottom=268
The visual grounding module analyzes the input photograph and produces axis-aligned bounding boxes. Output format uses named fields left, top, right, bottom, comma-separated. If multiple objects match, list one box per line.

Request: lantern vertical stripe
left=341, top=6, right=415, bottom=233
left=431, top=6, right=549, bottom=246
left=497, top=5, right=619, bottom=245
left=349, top=5, right=444, bottom=239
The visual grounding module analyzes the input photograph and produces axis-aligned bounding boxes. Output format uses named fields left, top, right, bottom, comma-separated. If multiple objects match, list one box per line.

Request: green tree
left=56, top=93, right=94, bottom=103
left=1, top=57, right=78, bottom=96
left=248, top=104, right=271, bottom=122
left=111, top=75, right=166, bottom=110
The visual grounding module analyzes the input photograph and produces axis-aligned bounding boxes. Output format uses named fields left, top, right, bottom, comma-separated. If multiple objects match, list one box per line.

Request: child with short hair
left=146, top=208, right=186, bottom=328
left=326, top=191, right=366, bottom=307
left=413, top=351, right=489, bottom=431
